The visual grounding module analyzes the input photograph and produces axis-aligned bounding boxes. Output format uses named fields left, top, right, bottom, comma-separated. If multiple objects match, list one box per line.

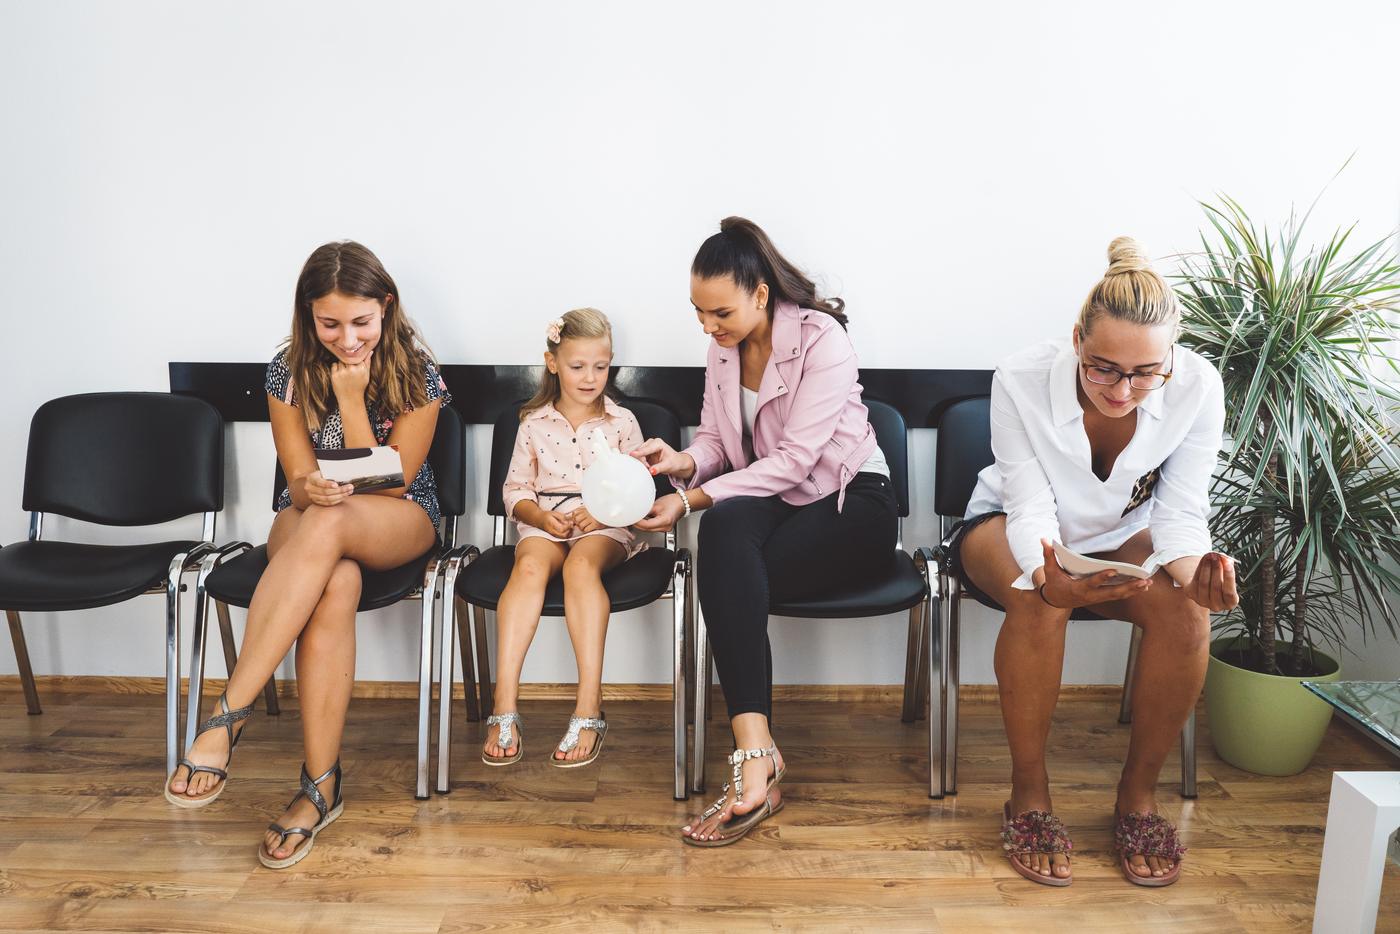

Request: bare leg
left=553, top=536, right=626, bottom=762
left=1093, top=530, right=1209, bottom=880
left=262, top=558, right=360, bottom=860
left=961, top=516, right=1073, bottom=880
left=170, top=497, right=433, bottom=797
left=483, top=537, right=566, bottom=759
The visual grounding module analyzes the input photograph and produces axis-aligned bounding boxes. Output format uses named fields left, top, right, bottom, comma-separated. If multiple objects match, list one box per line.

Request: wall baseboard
left=0, top=674, right=1124, bottom=703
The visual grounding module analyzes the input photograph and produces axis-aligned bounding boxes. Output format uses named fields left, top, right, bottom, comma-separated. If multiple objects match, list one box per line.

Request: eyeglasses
left=1079, top=345, right=1175, bottom=391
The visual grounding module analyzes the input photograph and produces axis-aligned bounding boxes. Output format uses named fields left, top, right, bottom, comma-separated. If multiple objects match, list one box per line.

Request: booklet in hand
left=1052, top=541, right=1164, bottom=582
left=316, top=445, right=405, bottom=494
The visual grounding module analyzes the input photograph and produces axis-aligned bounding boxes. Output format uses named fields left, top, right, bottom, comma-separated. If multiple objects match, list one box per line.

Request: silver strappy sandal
left=682, top=745, right=785, bottom=847
left=257, top=760, right=344, bottom=870
left=482, top=712, right=524, bottom=766
left=163, top=693, right=254, bottom=808
left=549, top=712, right=607, bottom=768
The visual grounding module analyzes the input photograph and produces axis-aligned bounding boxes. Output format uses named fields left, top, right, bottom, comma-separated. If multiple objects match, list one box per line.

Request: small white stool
left=1313, top=771, right=1400, bottom=933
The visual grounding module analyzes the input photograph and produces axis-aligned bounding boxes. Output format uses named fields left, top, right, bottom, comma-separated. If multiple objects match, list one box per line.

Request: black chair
left=0, top=392, right=223, bottom=776
left=927, top=395, right=1197, bottom=799
left=689, top=399, right=935, bottom=794
left=187, top=404, right=467, bottom=800
left=437, top=398, right=694, bottom=799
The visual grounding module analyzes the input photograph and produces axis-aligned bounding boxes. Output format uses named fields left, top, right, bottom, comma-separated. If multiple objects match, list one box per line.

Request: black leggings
left=696, top=472, right=899, bottom=720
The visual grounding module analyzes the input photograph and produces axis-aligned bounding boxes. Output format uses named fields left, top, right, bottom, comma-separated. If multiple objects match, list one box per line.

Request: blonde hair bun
left=1105, top=236, right=1153, bottom=276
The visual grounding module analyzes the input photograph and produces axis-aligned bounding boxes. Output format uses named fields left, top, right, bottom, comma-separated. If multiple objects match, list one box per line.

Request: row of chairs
left=0, top=391, right=1194, bottom=805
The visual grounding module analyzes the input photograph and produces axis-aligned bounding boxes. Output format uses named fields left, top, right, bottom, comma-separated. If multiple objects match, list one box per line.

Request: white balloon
left=581, top=432, right=656, bottom=528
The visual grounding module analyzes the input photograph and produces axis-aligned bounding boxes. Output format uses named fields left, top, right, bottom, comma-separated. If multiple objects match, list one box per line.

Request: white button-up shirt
left=966, top=338, right=1225, bottom=590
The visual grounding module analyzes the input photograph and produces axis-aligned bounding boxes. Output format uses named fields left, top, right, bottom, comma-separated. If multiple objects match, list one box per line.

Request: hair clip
left=546, top=317, right=565, bottom=344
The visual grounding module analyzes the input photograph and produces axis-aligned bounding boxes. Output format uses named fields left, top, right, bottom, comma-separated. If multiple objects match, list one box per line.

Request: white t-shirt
left=965, top=339, right=1225, bottom=590
left=741, top=386, right=890, bottom=479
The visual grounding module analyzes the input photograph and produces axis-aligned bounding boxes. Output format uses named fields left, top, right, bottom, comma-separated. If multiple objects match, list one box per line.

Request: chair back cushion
left=934, top=395, right=993, bottom=518
left=864, top=399, right=910, bottom=518
left=23, top=392, right=223, bottom=525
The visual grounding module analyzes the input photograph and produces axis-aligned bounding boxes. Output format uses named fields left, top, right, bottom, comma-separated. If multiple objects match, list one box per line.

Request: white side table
left=1313, top=771, right=1400, bottom=933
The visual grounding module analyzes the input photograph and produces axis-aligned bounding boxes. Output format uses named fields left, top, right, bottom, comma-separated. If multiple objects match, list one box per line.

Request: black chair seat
left=206, top=544, right=436, bottom=612
left=957, top=566, right=1105, bottom=621
left=0, top=539, right=199, bottom=611
left=457, top=545, right=677, bottom=614
left=771, top=550, right=927, bottom=619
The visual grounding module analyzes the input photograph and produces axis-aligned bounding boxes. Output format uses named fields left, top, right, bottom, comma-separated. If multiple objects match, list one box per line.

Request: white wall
left=2, top=1, right=1397, bottom=688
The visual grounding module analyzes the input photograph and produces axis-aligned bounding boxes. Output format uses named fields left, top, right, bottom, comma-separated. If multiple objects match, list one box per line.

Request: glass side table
left=1304, top=681, right=1400, bottom=933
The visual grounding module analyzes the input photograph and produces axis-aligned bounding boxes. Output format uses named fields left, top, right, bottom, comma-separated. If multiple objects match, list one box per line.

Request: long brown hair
left=520, top=308, right=613, bottom=420
left=285, top=241, right=433, bottom=429
left=691, top=216, right=848, bottom=328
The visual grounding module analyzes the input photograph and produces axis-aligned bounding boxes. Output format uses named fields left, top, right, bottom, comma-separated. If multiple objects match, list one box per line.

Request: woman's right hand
left=538, top=510, right=574, bottom=538
left=304, top=471, right=355, bottom=507
left=630, top=438, right=695, bottom=480
left=1037, top=538, right=1151, bottom=609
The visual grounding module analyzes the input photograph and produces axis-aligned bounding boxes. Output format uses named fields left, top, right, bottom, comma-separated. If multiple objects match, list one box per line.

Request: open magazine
left=1052, top=541, right=1166, bottom=582
left=316, top=445, right=405, bottom=494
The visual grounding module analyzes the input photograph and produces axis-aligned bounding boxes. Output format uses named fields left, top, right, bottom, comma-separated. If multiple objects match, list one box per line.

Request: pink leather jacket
left=679, top=302, right=879, bottom=512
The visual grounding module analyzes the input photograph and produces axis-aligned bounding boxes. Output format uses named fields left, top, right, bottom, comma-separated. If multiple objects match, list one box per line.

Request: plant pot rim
left=1208, top=635, right=1340, bottom=680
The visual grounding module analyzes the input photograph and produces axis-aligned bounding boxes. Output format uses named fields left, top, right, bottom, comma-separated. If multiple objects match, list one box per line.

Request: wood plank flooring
left=1, top=685, right=1397, bottom=932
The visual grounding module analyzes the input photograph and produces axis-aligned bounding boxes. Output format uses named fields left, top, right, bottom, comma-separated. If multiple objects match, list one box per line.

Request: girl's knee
left=562, top=552, right=605, bottom=585
left=512, top=553, right=555, bottom=583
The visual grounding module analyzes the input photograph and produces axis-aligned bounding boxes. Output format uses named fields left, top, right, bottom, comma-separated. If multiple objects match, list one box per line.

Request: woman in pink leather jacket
left=634, top=217, right=897, bottom=846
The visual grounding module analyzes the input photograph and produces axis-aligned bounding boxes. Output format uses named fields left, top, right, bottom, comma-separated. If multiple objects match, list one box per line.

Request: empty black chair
left=927, top=395, right=1196, bottom=798
left=188, top=404, right=467, bottom=799
left=438, top=398, right=693, bottom=799
left=689, top=399, right=934, bottom=794
left=0, top=392, right=223, bottom=776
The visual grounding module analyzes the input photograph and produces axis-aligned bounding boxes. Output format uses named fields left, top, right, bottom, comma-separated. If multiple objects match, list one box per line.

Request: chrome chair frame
left=6, top=509, right=217, bottom=776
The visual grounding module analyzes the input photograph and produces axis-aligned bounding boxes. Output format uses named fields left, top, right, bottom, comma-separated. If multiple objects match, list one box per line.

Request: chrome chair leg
left=183, top=553, right=219, bottom=755
left=690, top=604, right=710, bottom=794
left=473, top=604, right=493, bottom=714
left=5, top=610, right=41, bottom=715
left=436, top=554, right=473, bottom=795
left=1119, top=624, right=1143, bottom=724
left=671, top=552, right=690, bottom=800
left=944, top=581, right=962, bottom=796
left=458, top=597, right=480, bottom=722
left=902, top=594, right=924, bottom=723
left=163, top=553, right=190, bottom=777
left=415, top=556, right=441, bottom=800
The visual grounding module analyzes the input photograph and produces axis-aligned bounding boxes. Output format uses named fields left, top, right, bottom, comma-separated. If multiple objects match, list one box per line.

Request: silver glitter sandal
left=682, top=745, right=785, bottom=847
left=549, top=712, right=607, bottom=768
left=257, top=760, right=344, bottom=870
left=163, top=693, right=254, bottom=808
left=482, top=712, right=524, bottom=766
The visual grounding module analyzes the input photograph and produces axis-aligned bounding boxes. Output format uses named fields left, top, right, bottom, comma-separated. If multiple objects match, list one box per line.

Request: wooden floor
left=1, top=685, right=1397, bottom=933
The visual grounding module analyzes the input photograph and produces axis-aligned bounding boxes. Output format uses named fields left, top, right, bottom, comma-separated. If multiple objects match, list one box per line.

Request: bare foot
left=166, top=713, right=247, bottom=798
left=552, top=710, right=604, bottom=763
left=680, top=748, right=784, bottom=843
left=261, top=768, right=340, bottom=862
left=1116, top=787, right=1179, bottom=879
left=1009, top=777, right=1071, bottom=880
left=482, top=712, right=522, bottom=761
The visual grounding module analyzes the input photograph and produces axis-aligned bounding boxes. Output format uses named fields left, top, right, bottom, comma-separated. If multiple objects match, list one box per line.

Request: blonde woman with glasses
left=948, top=237, right=1238, bottom=888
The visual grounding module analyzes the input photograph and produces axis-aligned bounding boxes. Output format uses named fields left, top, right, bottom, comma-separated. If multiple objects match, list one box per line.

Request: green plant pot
left=1204, top=636, right=1341, bottom=776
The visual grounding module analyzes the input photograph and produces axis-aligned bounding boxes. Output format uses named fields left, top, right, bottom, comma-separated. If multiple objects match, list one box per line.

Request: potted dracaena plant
left=1174, top=192, right=1400, bottom=776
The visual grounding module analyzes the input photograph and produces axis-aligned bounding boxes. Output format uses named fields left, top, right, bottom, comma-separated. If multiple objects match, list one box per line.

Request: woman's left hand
left=634, top=493, right=685, bottom=533
left=1183, top=552, right=1238, bottom=612
left=569, top=506, right=604, bottom=534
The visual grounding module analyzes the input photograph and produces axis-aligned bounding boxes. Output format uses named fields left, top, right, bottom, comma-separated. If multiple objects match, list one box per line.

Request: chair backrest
left=272, top=405, right=467, bottom=520
left=934, top=395, right=993, bottom=518
left=864, top=399, right=910, bottom=518
left=23, top=392, right=223, bottom=526
left=486, top=397, right=683, bottom=517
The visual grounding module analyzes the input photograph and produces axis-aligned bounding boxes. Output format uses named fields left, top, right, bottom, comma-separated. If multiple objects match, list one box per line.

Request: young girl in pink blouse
left=483, top=308, right=646, bottom=768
